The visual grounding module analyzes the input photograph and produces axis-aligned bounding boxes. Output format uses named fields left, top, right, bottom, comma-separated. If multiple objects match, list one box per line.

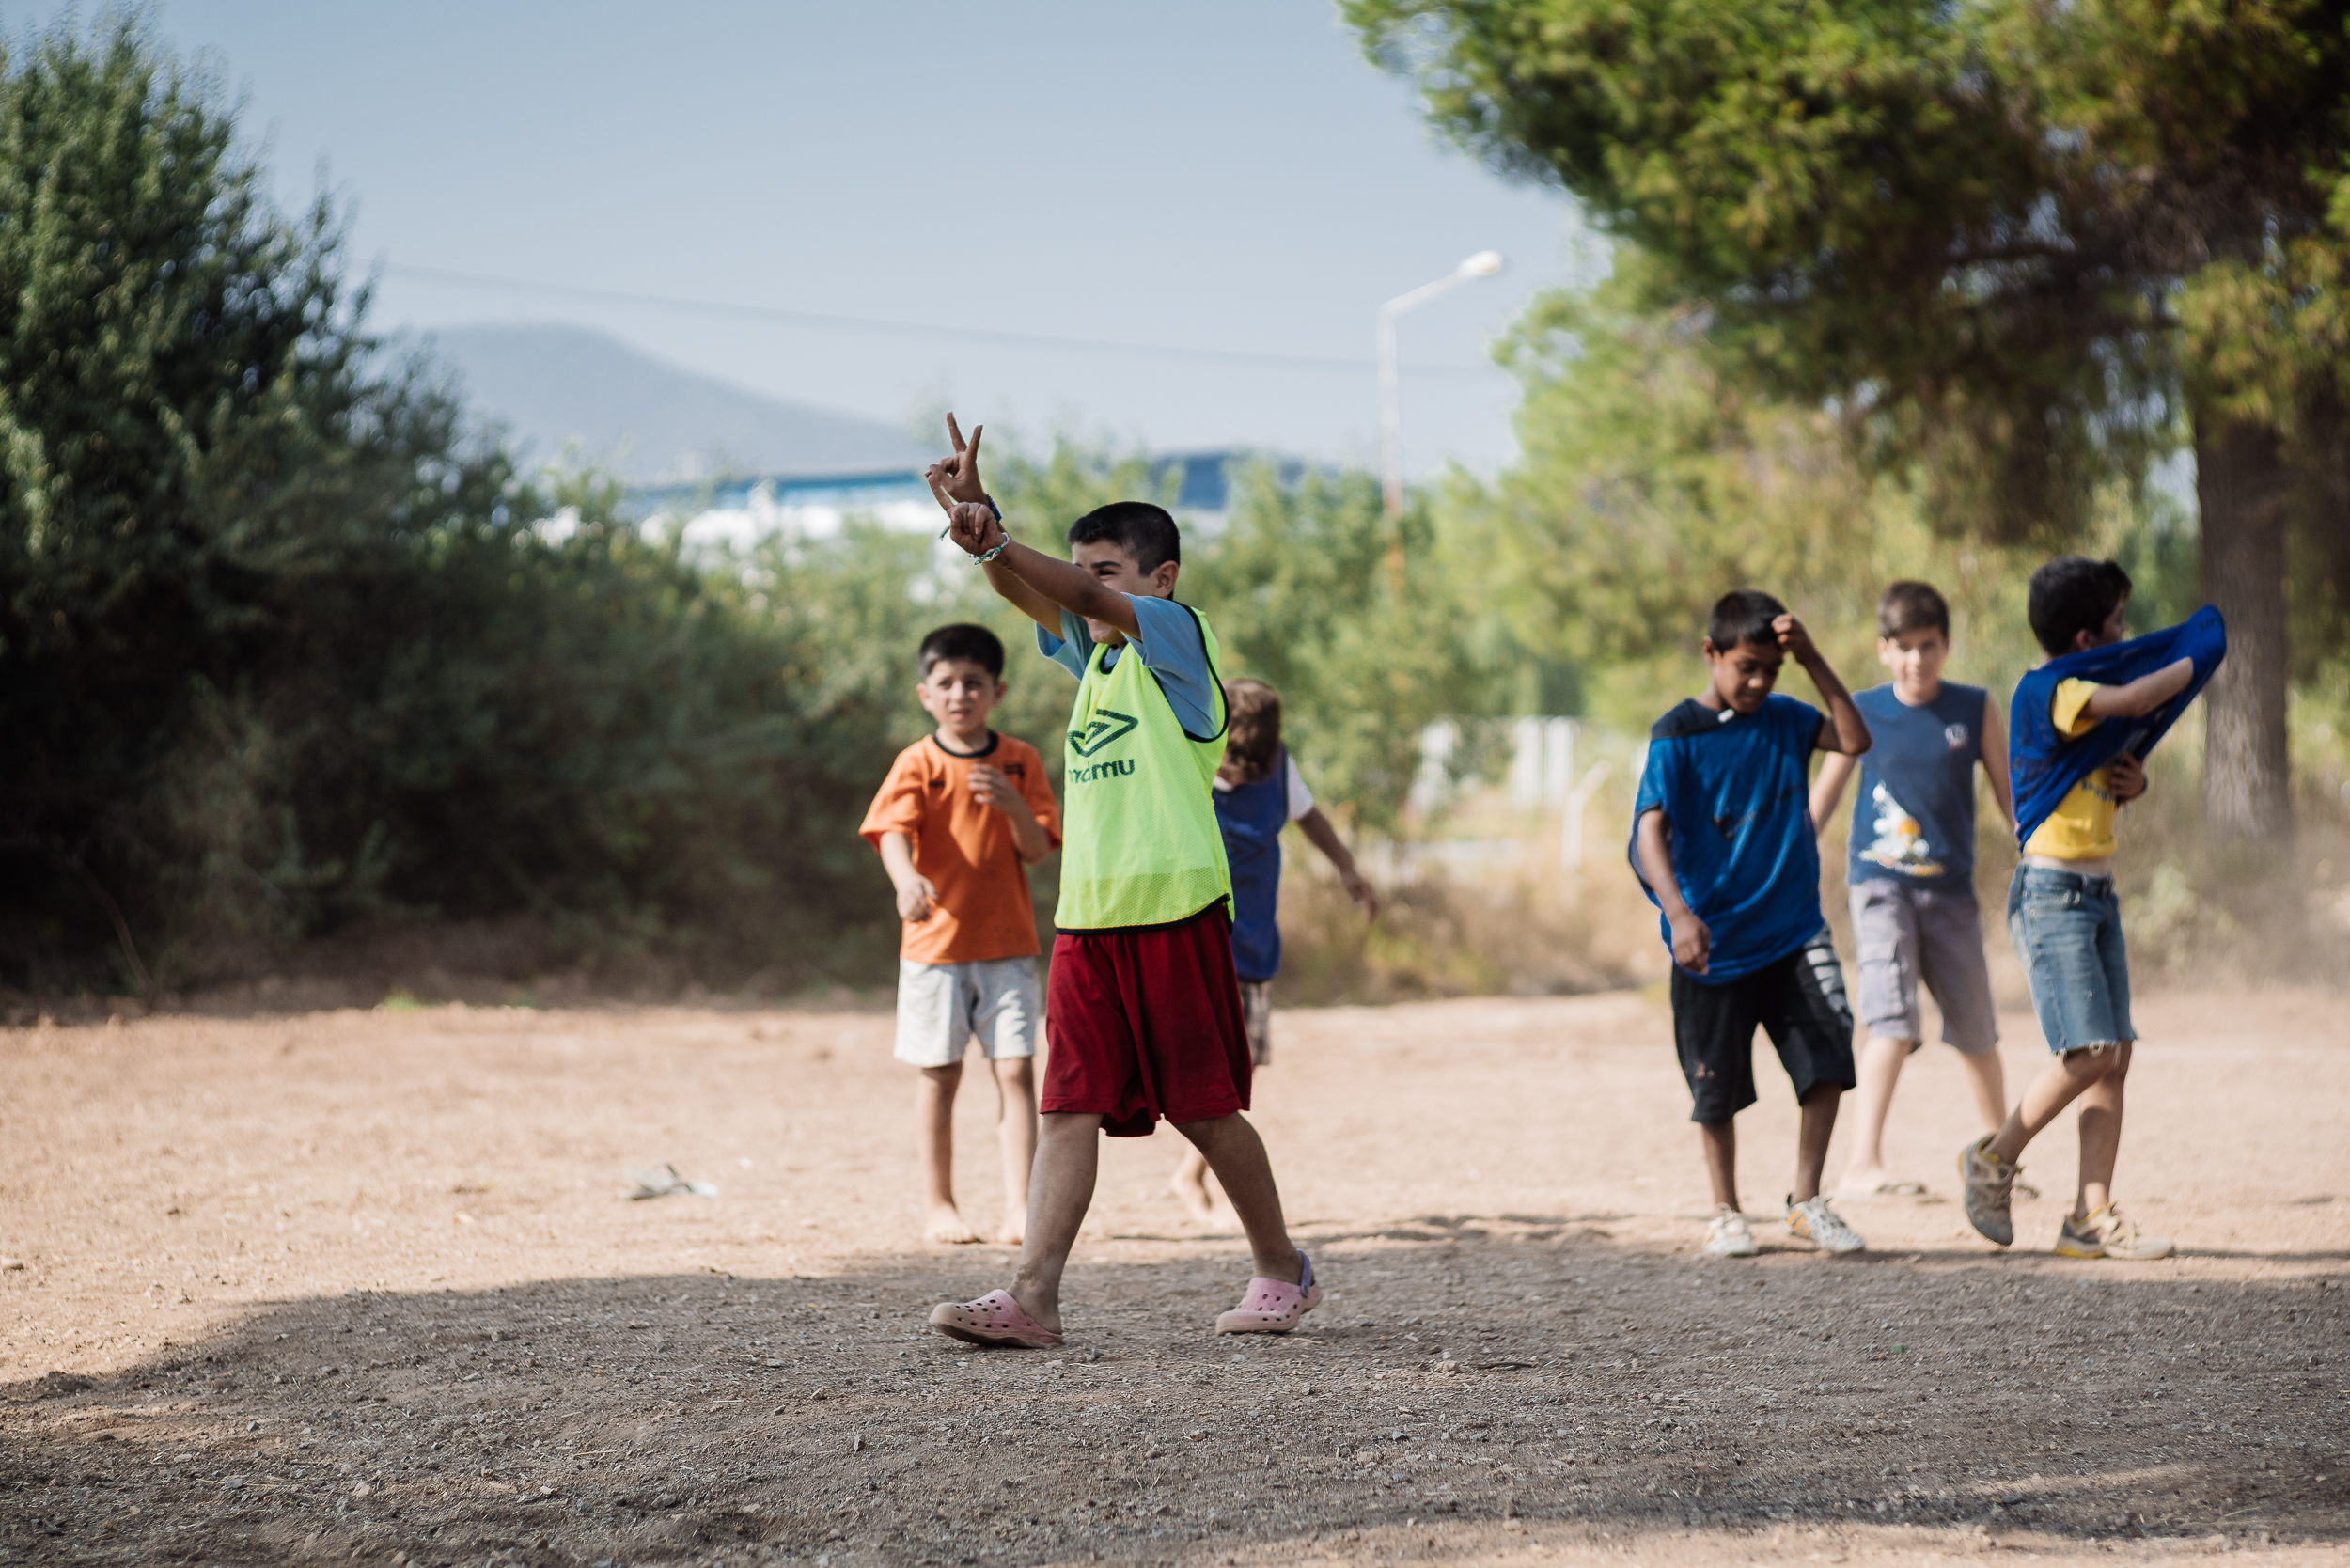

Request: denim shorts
left=2006, top=865, right=2134, bottom=1055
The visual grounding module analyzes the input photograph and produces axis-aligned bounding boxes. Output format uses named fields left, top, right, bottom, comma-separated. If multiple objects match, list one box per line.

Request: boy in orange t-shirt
left=860, top=623, right=1061, bottom=1246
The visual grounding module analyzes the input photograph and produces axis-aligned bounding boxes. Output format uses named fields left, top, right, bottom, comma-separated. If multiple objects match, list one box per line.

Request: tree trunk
left=2193, top=411, right=2292, bottom=840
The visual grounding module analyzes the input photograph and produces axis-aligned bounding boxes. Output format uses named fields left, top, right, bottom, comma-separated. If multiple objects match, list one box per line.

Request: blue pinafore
left=1214, top=749, right=1289, bottom=984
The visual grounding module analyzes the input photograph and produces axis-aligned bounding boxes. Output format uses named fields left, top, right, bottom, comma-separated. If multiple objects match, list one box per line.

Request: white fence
left=1401, top=716, right=1621, bottom=875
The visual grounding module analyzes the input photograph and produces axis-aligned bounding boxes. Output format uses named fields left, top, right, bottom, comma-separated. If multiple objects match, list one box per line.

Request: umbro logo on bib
left=1068, top=709, right=1139, bottom=758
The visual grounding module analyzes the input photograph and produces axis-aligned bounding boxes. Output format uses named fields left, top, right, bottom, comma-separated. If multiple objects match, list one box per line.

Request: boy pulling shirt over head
left=1958, top=557, right=2222, bottom=1262
left=2025, top=670, right=2124, bottom=860
left=1632, top=590, right=1873, bottom=1262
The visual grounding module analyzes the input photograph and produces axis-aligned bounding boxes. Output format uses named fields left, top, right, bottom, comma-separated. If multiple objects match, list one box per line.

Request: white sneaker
left=1785, top=1194, right=1866, bottom=1254
left=1703, top=1211, right=1758, bottom=1258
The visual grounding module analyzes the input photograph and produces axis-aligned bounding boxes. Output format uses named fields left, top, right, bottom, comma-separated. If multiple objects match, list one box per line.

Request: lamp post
left=1378, top=249, right=1504, bottom=516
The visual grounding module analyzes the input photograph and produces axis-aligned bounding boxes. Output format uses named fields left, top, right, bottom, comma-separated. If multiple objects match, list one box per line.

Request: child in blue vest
left=1958, top=557, right=2222, bottom=1260
left=1169, top=677, right=1377, bottom=1223
left=1809, top=581, right=2014, bottom=1199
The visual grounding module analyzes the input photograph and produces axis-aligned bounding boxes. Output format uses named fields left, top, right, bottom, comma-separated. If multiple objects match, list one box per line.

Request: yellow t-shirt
left=2022, top=678, right=2116, bottom=860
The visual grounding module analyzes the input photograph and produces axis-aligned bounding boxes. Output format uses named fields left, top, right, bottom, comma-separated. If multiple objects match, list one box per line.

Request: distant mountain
left=418, top=322, right=930, bottom=484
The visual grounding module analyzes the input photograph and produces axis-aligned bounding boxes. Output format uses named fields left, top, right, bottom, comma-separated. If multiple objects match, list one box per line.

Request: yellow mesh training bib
left=1055, top=604, right=1231, bottom=930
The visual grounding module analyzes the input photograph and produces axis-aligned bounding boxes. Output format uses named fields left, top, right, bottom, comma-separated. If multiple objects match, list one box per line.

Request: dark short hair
left=1877, top=580, right=1950, bottom=639
left=1706, top=589, right=1788, bottom=652
left=1221, top=679, right=1282, bottom=785
left=916, top=622, right=1005, bottom=679
left=1067, top=501, right=1180, bottom=575
left=2028, top=557, right=2132, bottom=656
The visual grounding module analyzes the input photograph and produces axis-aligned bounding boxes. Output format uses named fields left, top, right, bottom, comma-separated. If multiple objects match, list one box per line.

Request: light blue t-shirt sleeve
left=1034, top=598, right=1220, bottom=736
left=1035, top=612, right=1091, bottom=681
left=1122, top=596, right=1221, bottom=738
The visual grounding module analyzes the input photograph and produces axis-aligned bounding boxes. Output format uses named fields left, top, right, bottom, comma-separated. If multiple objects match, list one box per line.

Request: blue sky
left=16, top=2, right=1595, bottom=475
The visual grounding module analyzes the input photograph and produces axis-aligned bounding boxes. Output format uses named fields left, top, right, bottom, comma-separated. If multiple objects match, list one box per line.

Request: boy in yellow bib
left=916, top=416, right=1319, bottom=1349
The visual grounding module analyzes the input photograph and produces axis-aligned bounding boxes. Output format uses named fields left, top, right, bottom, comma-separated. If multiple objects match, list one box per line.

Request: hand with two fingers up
left=925, top=414, right=1006, bottom=558
left=925, top=413, right=988, bottom=510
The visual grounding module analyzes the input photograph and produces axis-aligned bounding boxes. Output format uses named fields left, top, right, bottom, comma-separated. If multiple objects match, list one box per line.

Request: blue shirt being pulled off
left=1631, top=693, right=1825, bottom=984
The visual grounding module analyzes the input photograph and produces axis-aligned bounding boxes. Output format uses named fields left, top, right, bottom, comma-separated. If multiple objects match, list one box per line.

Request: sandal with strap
left=928, top=1289, right=1063, bottom=1349
left=1214, top=1251, right=1322, bottom=1335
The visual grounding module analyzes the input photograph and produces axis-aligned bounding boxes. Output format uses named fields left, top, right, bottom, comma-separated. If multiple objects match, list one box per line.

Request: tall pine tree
left=1348, top=0, right=2350, bottom=839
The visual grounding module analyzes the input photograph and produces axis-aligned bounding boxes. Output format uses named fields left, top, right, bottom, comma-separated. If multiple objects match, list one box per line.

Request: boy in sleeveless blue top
left=1170, top=678, right=1377, bottom=1223
left=1809, top=582, right=2015, bottom=1200
left=1631, top=590, right=1874, bottom=1260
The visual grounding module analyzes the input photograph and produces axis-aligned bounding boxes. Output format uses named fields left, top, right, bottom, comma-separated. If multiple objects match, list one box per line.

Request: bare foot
left=1834, top=1164, right=1891, bottom=1199
left=924, top=1205, right=981, bottom=1245
left=1168, top=1168, right=1218, bottom=1225
left=994, top=1220, right=1025, bottom=1247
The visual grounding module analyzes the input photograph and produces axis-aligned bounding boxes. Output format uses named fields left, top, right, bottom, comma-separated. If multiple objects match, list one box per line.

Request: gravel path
left=2, top=988, right=2343, bottom=1566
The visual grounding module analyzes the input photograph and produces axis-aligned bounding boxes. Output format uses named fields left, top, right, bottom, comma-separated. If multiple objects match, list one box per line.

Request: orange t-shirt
left=858, top=733, right=1061, bottom=964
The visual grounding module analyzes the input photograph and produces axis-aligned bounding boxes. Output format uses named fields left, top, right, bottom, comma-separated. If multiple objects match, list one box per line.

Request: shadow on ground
left=4, top=1223, right=2344, bottom=1566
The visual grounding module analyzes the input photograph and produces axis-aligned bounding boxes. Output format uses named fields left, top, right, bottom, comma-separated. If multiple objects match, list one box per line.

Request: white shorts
left=893, top=957, right=1042, bottom=1068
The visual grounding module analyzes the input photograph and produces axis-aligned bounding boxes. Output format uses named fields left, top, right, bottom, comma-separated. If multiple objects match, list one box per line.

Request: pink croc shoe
left=1214, top=1251, right=1322, bottom=1335
left=927, top=1289, right=1063, bottom=1350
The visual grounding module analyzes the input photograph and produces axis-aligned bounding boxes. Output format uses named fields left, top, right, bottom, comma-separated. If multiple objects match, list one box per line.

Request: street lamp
left=1378, top=249, right=1504, bottom=515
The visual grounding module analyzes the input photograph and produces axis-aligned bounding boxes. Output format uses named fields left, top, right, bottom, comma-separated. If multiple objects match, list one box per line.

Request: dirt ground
left=2, top=986, right=2344, bottom=1568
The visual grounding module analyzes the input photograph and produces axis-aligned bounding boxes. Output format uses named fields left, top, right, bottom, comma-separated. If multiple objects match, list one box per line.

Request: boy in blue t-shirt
left=1631, top=590, right=1875, bottom=1259
left=1809, top=581, right=2015, bottom=1200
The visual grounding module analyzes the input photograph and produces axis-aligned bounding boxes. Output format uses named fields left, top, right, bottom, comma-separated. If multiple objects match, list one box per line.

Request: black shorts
left=1671, top=931, right=1856, bottom=1124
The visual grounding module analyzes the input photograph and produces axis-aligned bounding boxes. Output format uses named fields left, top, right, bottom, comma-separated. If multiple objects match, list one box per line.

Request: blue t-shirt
left=1630, top=693, right=1826, bottom=984
left=1036, top=597, right=1219, bottom=736
left=1846, top=682, right=1986, bottom=886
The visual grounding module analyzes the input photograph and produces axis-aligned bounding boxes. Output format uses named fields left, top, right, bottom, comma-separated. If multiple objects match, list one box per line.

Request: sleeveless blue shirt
left=1214, top=748, right=1290, bottom=983
left=1846, top=682, right=1986, bottom=886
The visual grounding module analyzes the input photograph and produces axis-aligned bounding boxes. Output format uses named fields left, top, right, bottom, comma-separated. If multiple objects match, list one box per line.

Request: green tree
left=0, top=17, right=508, bottom=978
left=1346, top=0, right=2350, bottom=839
left=0, top=14, right=1504, bottom=995
left=958, top=438, right=1493, bottom=834
left=1190, top=463, right=1491, bottom=834
left=1451, top=277, right=2192, bottom=731
left=0, top=20, right=927, bottom=992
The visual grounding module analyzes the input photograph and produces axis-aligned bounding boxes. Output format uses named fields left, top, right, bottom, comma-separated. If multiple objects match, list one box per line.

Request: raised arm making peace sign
left=923, top=413, right=987, bottom=514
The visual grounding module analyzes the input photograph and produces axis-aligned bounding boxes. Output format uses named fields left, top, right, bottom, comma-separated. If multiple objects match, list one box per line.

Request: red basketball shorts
left=1042, top=903, right=1252, bottom=1137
